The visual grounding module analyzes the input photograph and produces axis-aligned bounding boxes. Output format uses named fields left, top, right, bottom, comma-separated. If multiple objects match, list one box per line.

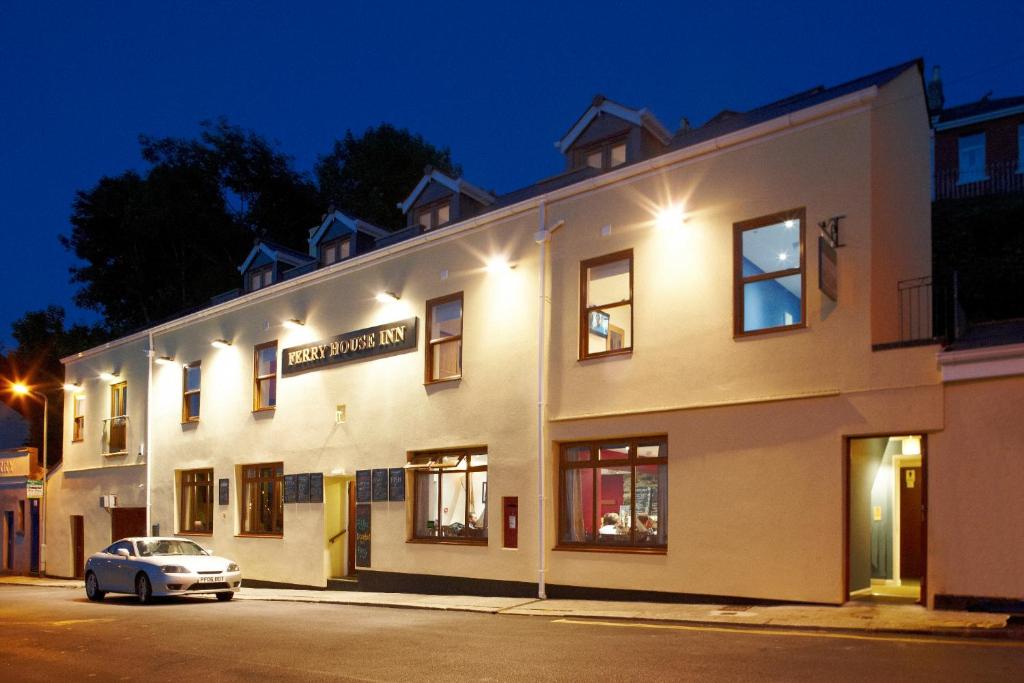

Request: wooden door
left=346, top=481, right=356, bottom=576
left=71, top=516, right=85, bottom=579
left=899, top=466, right=924, bottom=579
left=111, top=507, right=146, bottom=542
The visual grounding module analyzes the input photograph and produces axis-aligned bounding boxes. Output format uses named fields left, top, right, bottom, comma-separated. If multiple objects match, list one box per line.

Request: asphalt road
left=1, top=586, right=1022, bottom=682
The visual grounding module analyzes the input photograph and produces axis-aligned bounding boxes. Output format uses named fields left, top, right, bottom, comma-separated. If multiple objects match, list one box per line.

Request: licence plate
left=198, top=576, right=221, bottom=583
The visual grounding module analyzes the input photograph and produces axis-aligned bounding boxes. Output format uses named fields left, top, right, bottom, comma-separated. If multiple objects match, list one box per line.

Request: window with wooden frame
left=72, top=393, right=85, bottom=442
left=580, top=250, right=633, bottom=359
left=179, top=468, right=213, bottom=534
left=415, top=200, right=451, bottom=231
left=182, top=362, right=201, bottom=423
left=734, top=208, right=806, bottom=336
left=108, top=381, right=127, bottom=453
left=319, top=237, right=351, bottom=266
left=240, top=462, right=283, bottom=536
left=425, top=292, right=463, bottom=383
left=558, top=437, right=668, bottom=551
left=249, top=265, right=273, bottom=291
left=253, top=342, right=278, bottom=411
left=409, top=449, right=487, bottom=544
left=575, top=137, right=628, bottom=171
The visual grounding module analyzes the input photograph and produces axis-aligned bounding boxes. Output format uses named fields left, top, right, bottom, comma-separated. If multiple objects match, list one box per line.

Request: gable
left=566, top=113, right=635, bottom=152
left=412, top=180, right=455, bottom=209
left=247, top=251, right=275, bottom=272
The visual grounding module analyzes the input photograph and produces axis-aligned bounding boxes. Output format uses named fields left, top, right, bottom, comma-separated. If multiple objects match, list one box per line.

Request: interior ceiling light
left=375, top=291, right=399, bottom=304
left=211, top=339, right=231, bottom=349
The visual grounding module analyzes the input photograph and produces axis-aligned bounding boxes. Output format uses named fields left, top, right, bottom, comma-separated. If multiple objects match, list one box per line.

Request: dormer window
left=578, top=138, right=627, bottom=171
left=417, top=201, right=451, bottom=231
left=320, top=237, right=351, bottom=266
left=249, top=266, right=273, bottom=291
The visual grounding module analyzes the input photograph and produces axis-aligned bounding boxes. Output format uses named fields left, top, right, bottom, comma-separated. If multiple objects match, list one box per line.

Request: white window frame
left=958, top=133, right=987, bottom=184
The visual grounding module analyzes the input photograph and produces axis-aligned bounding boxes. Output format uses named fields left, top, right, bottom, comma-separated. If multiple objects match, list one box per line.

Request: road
left=1, top=586, right=1022, bottom=682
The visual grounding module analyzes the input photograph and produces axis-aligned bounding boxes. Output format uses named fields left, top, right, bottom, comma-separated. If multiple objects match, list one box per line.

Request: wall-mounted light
left=99, top=372, right=119, bottom=382
left=375, top=291, right=400, bottom=304
left=901, top=436, right=922, bottom=456
left=485, top=257, right=515, bottom=274
left=62, top=382, right=81, bottom=392
left=211, top=339, right=231, bottom=349
left=655, top=204, right=687, bottom=231
left=283, top=318, right=305, bottom=330
left=154, top=355, right=175, bottom=366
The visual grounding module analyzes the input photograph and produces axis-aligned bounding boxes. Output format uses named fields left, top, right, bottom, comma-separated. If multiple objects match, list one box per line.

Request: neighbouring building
left=1, top=447, right=43, bottom=574
left=44, top=59, right=1024, bottom=610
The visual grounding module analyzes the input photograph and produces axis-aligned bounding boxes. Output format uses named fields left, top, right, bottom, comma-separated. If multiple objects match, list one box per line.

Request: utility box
left=502, top=497, right=518, bottom=549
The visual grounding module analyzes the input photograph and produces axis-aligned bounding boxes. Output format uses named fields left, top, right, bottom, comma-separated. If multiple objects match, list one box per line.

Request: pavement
left=1, top=574, right=1014, bottom=637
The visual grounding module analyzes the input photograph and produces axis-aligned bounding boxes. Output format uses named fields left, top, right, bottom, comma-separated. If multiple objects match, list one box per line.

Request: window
left=108, top=382, right=127, bottom=453
left=580, top=250, right=632, bottom=359
left=105, top=540, right=135, bottom=556
left=958, top=133, right=986, bottom=183
left=249, top=266, right=273, bottom=291
left=416, top=201, right=451, bottom=231
left=559, top=437, right=668, bottom=550
left=410, top=449, right=487, bottom=543
left=320, top=237, right=351, bottom=266
left=577, top=139, right=628, bottom=171
left=425, top=292, right=463, bottom=382
left=253, top=342, right=277, bottom=411
left=180, top=469, right=213, bottom=534
left=72, top=393, right=85, bottom=442
left=241, top=463, right=283, bottom=536
left=182, top=362, right=201, bottom=422
left=734, top=209, right=805, bottom=335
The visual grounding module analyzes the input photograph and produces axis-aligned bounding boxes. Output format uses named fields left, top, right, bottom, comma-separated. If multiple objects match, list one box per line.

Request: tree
left=315, top=124, right=461, bottom=229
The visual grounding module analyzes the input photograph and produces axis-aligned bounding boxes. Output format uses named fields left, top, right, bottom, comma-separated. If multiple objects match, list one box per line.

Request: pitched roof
left=934, top=94, right=1024, bottom=127
left=398, top=168, right=495, bottom=215
left=238, top=239, right=314, bottom=273
left=307, top=209, right=389, bottom=250
left=556, top=94, right=672, bottom=153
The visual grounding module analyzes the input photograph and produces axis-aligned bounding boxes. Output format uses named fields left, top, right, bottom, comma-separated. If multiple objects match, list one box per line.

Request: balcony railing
left=934, top=160, right=1024, bottom=200
left=897, top=277, right=934, bottom=343
left=102, top=416, right=129, bottom=455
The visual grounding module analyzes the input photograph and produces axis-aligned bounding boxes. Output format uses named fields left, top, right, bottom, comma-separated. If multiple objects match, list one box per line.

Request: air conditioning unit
left=99, top=494, right=118, bottom=509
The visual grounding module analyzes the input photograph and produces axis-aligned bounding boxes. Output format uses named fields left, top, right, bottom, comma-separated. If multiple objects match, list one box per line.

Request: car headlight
left=227, top=563, right=239, bottom=572
left=161, top=565, right=189, bottom=574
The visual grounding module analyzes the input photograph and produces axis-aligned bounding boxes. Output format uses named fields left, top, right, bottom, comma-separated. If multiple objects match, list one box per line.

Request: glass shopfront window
left=241, top=462, right=283, bottom=536
left=411, top=450, right=487, bottom=544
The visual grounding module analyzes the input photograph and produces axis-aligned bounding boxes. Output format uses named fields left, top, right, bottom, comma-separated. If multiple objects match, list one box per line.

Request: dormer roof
left=556, top=94, right=672, bottom=154
left=238, top=240, right=314, bottom=274
left=398, top=168, right=495, bottom=215
left=307, top=209, right=389, bottom=251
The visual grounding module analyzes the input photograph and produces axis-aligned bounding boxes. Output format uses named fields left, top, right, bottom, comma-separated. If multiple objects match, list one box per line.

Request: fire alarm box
left=503, top=497, right=518, bottom=549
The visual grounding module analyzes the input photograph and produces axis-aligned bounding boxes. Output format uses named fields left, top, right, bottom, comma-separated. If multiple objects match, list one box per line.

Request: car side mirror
left=204, top=548, right=213, bottom=555
left=116, top=548, right=131, bottom=558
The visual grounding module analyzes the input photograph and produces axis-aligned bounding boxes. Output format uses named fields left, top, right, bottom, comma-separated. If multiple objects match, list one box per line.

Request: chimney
left=926, top=65, right=945, bottom=112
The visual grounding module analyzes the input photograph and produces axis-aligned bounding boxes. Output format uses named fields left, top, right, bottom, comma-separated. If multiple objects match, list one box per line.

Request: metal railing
left=897, top=276, right=934, bottom=343
left=101, top=416, right=129, bottom=455
left=934, top=160, right=1024, bottom=200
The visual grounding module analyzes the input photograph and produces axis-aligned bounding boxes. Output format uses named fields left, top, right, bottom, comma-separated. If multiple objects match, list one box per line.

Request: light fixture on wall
left=62, top=382, right=81, bottom=392
left=375, top=291, right=400, bottom=304
left=283, top=318, right=305, bottom=330
left=485, top=257, right=515, bottom=274
left=154, top=355, right=175, bottom=366
left=98, top=372, right=119, bottom=382
left=210, top=339, right=232, bottom=349
left=655, top=204, right=687, bottom=231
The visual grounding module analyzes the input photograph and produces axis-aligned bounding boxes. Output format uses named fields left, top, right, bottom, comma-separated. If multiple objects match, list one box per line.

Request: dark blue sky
left=2, top=1, right=1023, bottom=348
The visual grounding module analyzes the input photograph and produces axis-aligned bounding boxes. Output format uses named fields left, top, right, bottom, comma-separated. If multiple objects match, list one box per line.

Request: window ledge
left=424, top=376, right=462, bottom=386
left=734, top=322, right=807, bottom=339
left=102, top=451, right=129, bottom=457
left=406, top=538, right=488, bottom=547
left=251, top=407, right=276, bottom=414
left=578, top=348, right=633, bottom=362
left=554, top=544, right=667, bottom=555
left=176, top=531, right=212, bottom=537
left=235, top=533, right=283, bottom=539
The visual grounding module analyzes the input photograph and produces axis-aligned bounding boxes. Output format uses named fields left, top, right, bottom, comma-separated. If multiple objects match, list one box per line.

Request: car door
left=102, top=541, right=134, bottom=592
left=90, top=543, right=119, bottom=590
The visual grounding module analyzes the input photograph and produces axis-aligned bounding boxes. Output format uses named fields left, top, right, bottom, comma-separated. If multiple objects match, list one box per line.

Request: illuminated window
left=180, top=469, right=213, bottom=534
left=576, top=138, right=628, bottom=170
left=410, top=449, right=487, bottom=544
left=416, top=201, right=451, bottom=231
left=320, top=237, right=351, bottom=266
left=107, top=382, right=127, bottom=454
left=426, top=292, right=463, bottom=383
left=72, top=393, right=85, bottom=442
left=580, top=250, right=632, bottom=359
left=253, top=342, right=277, bottom=411
left=249, top=266, right=273, bottom=291
left=240, top=463, right=283, bottom=536
left=958, top=133, right=986, bottom=183
left=734, top=209, right=805, bottom=335
left=559, top=437, right=668, bottom=550
left=182, top=362, right=201, bottom=422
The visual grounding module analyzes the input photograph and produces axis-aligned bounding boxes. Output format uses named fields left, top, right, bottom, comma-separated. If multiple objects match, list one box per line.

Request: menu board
left=635, top=487, right=653, bottom=515
left=309, top=473, right=324, bottom=504
left=355, top=504, right=371, bottom=567
left=356, top=470, right=371, bottom=503
left=218, top=478, right=229, bottom=506
left=283, top=475, right=298, bottom=504
left=388, top=468, right=406, bottom=502
left=297, top=474, right=310, bottom=503
left=371, top=469, right=388, bottom=502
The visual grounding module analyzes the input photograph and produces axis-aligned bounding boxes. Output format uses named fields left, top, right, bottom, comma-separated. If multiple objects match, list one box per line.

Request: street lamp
left=8, top=381, right=48, bottom=575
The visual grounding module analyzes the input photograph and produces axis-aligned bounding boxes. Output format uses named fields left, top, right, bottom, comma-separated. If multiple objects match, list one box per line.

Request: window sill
left=554, top=544, right=667, bottom=555
left=72, top=438, right=83, bottom=443
left=181, top=419, right=200, bottom=425
left=235, top=533, right=283, bottom=539
left=734, top=321, right=806, bottom=339
left=956, top=176, right=989, bottom=185
left=424, top=376, right=461, bottom=386
left=176, top=531, right=212, bottom=537
left=579, top=348, right=633, bottom=362
left=102, top=451, right=128, bottom=457
left=407, top=537, right=488, bottom=547
left=251, top=407, right=276, bottom=414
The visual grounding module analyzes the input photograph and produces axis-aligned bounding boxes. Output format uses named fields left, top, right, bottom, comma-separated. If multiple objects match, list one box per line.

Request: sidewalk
left=2, top=575, right=1013, bottom=636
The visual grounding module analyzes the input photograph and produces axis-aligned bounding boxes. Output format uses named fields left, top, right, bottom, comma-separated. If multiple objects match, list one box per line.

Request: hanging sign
left=819, top=236, right=838, bottom=302
left=281, top=318, right=418, bottom=376
left=26, top=480, right=43, bottom=499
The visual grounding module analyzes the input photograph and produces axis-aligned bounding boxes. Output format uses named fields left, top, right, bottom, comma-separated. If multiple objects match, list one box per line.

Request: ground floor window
left=559, top=437, right=668, bottom=549
left=180, top=469, right=213, bottom=534
left=410, top=449, right=487, bottom=543
left=241, top=462, right=283, bottom=535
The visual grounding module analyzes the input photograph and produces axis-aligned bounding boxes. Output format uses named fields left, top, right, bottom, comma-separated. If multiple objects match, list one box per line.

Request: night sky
left=2, top=1, right=1022, bottom=348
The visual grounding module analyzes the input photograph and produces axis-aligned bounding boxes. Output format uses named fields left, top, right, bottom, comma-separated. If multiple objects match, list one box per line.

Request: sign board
left=297, top=473, right=310, bottom=503
left=371, top=469, right=388, bottom=502
left=388, top=468, right=406, bottom=502
left=283, top=474, right=298, bottom=504
left=819, top=236, right=838, bottom=302
left=218, top=478, right=229, bottom=506
left=281, top=318, right=418, bottom=376
left=355, top=504, right=371, bottom=567
left=356, top=470, right=371, bottom=503
left=0, top=451, right=31, bottom=478
left=309, top=473, right=324, bottom=504
left=26, top=479, right=43, bottom=499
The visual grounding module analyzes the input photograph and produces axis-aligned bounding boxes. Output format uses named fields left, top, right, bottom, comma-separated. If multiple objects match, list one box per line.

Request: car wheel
left=135, top=573, right=153, bottom=604
left=85, top=572, right=105, bottom=601
left=215, top=591, right=234, bottom=602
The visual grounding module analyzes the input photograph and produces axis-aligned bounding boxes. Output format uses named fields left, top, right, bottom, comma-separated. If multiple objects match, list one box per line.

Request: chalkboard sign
left=309, top=473, right=323, bottom=504
left=355, top=504, right=371, bottom=567
left=388, top=468, right=406, bottom=502
left=283, top=475, right=298, bottom=504
left=297, top=473, right=310, bottom=503
left=635, top=487, right=653, bottom=515
left=371, top=469, right=388, bottom=502
left=218, top=478, right=229, bottom=506
left=356, top=470, right=371, bottom=503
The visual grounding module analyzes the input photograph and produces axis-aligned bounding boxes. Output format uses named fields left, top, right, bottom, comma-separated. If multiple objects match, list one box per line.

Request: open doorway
left=847, top=435, right=925, bottom=604
left=324, top=476, right=356, bottom=581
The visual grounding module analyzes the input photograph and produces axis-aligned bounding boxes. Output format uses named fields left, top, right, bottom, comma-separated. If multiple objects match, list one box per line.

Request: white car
left=85, top=537, right=242, bottom=604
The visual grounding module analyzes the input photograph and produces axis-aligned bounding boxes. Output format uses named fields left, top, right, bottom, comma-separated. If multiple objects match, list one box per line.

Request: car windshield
left=136, top=540, right=207, bottom=557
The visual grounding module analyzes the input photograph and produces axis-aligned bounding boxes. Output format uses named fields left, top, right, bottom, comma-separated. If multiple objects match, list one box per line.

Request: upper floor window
left=416, top=201, right=451, bottom=231
left=253, top=342, right=278, bottom=411
left=106, top=381, right=127, bottom=454
left=426, top=292, right=463, bottom=383
left=180, top=469, right=213, bottom=534
left=249, top=266, right=273, bottom=291
left=72, top=393, right=85, bottom=442
left=410, top=449, right=487, bottom=544
left=958, top=133, right=986, bottom=183
left=580, top=250, right=632, bottom=359
left=577, top=139, right=627, bottom=171
left=320, top=237, right=351, bottom=267
left=182, top=362, right=201, bottom=423
left=241, top=462, right=283, bottom=536
left=734, top=210, right=805, bottom=336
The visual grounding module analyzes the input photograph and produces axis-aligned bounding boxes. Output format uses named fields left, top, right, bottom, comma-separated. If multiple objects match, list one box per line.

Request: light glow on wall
left=655, top=204, right=687, bottom=231
left=375, top=291, right=400, bottom=304
left=485, top=256, right=515, bottom=274
left=154, top=355, right=176, bottom=366
left=98, top=372, right=119, bottom=382
left=62, top=383, right=81, bottom=392
left=282, top=318, right=305, bottom=330
left=211, top=339, right=232, bottom=349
